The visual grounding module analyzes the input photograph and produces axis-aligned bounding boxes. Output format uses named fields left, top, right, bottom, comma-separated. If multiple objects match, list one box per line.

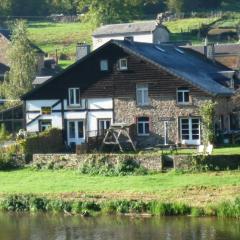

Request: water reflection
left=0, top=213, right=239, bottom=240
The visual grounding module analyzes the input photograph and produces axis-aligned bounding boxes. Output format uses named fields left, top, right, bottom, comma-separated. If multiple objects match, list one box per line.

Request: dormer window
left=119, top=58, right=128, bottom=70
left=68, top=88, right=80, bottom=106
left=177, top=88, right=190, bottom=104
left=100, top=59, right=108, bottom=71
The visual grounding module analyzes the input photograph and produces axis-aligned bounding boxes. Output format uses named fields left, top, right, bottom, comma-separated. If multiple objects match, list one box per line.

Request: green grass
left=146, top=145, right=240, bottom=156
left=0, top=168, right=239, bottom=195
left=165, top=17, right=218, bottom=33
left=27, top=21, right=94, bottom=58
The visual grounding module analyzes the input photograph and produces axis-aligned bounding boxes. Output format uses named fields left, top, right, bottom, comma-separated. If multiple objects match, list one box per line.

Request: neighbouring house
left=187, top=43, right=240, bottom=70
left=0, top=29, right=45, bottom=77
left=21, top=39, right=238, bottom=149
left=92, top=19, right=170, bottom=50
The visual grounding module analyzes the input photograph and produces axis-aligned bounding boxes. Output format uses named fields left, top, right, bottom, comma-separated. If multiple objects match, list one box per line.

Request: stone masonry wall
left=114, top=95, right=211, bottom=147
left=33, top=154, right=163, bottom=171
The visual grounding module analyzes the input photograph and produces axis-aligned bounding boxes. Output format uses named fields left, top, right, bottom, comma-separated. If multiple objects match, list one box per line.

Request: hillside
left=27, top=14, right=240, bottom=68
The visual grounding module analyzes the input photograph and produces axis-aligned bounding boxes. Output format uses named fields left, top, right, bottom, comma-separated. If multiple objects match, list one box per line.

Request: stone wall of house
left=33, top=153, right=163, bottom=171
left=114, top=95, right=211, bottom=147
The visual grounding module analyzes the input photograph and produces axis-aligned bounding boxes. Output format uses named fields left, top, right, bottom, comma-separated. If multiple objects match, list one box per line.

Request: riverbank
left=0, top=194, right=239, bottom=219
left=0, top=168, right=239, bottom=206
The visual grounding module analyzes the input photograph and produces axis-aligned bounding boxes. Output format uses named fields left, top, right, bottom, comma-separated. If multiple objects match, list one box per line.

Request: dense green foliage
left=1, top=20, right=36, bottom=105
left=19, top=128, right=65, bottom=161
left=79, top=155, right=147, bottom=176
left=0, top=0, right=239, bottom=21
left=199, top=100, right=216, bottom=145
left=0, top=194, right=239, bottom=218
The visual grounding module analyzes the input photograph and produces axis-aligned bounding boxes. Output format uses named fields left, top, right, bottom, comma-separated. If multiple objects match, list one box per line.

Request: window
left=119, top=58, right=128, bottom=70
left=98, top=119, right=111, bottom=135
left=100, top=59, right=108, bottom=71
left=137, top=117, right=150, bottom=136
left=180, top=117, right=200, bottom=145
left=39, top=120, right=52, bottom=132
left=68, top=88, right=80, bottom=106
left=136, top=84, right=149, bottom=106
left=177, top=88, right=190, bottom=104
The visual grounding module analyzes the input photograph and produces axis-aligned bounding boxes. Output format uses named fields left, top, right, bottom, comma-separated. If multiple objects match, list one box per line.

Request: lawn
left=146, top=145, right=240, bottom=155
left=0, top=169, right=239, bottom=205
left=27, top=21, right=94, bottom=58
left=26, top=17, right=220, bottom=64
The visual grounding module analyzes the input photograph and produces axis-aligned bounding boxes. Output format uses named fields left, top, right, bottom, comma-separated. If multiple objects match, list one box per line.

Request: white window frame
left=119, top=58, right=128, bottom=70
left=180, top=117, right=200, bottom=145
left=136, top=84, right=149, bottom=106
left=137, top=117, right=150, bottom=136
left=98, top=119, right=111, bottom=135
left=100, top=59, right=108, bottom=71
left=68, top=88, right=81, bottom=107
left=39, top=119, right=52, bottom=132
left=177, top=88, right=190, bottom=104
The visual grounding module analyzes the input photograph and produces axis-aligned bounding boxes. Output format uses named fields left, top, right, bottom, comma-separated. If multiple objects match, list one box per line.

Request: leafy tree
left=165, top=0, right=184, bottom=13
left=0, top=0, right=12, bottom=15
left=1, top=20, right=36, bottom=105
left=199, top=100, right=216, bottom=145
left=78, top=0, right=149, bottom=27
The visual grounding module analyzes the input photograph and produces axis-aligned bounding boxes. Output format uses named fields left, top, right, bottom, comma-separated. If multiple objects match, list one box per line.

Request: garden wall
left=32, top=153, right=240, bottom=171
left=32, top=154, right=163, bottom=171
left=171, top=155, right=240, bottom=170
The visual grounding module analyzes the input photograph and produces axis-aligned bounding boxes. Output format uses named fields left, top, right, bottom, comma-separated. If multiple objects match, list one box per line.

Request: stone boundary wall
left=33, top=154, right=163, bottom=171
left=169, top=155, right=240, bottom=170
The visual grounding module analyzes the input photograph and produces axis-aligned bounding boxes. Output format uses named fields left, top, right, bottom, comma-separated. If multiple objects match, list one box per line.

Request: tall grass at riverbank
left=0, top=195, right=239, bottom=219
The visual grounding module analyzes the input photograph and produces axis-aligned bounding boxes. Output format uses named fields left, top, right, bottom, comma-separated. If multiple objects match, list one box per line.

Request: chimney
left=76, top=43, right=91, bottom=61
left=204, top=38, right=215, bottom=60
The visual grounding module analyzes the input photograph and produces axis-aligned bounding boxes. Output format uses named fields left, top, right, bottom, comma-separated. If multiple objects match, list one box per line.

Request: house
left=92, top=20, right=170, bottom=50
left=21, top=39, right=237, bottom=148
left=187, top=43, right=240, bottom=70
left=0, top=29, right=45, bottom=76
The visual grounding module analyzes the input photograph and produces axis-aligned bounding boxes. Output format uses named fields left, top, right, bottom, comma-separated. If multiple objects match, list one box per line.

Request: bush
left=79, top=154, right=148, bottom=176
left=0, top=124, right=11, bottom=142
left=0, top=153, right=24, bottom=170
left=19, top=128, right=65, bottom=162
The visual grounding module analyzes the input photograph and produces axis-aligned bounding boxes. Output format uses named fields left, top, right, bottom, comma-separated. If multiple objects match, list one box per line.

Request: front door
left=180, top=117, right=200, bottom=145
left=67, top=120, right=85, bottom=146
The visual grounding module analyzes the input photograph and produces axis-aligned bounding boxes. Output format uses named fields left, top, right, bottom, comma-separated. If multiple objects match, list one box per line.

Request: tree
left=1, top=20, right=36, bottom=105
left=199, top=100, right=216, bottom=146
left=165, top=0, right=184, bottom=13
left=78, top=0, right=148, bottom=27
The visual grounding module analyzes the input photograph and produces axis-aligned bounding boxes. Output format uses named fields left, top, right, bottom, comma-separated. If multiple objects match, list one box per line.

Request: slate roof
left=93, top=21, right=168, bottom=37
left=22, top=40, right=234, bottom=100
left=0, top=29, right=45, bottom=54
left=188, top=43, right=240, bottom=55
left=113, top=40, right=233, bottom=96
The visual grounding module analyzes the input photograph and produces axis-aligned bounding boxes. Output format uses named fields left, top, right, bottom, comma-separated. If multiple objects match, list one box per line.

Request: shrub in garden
left=19, top=128, right=65, bottom=161
left=79, top=154, right=148, bottom=176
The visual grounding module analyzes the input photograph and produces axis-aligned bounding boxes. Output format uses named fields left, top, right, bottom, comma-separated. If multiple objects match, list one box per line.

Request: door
left=98, top=119, right=111, bottom=136
left=180, top=117, right=200, bottom=145
left=67, top=120, right=85, bottom=146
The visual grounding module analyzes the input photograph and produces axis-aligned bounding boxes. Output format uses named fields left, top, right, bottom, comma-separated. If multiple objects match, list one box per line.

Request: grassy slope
left=0, top=169, right=239, bottom=205
left=27, top=17, right=219, bottom=64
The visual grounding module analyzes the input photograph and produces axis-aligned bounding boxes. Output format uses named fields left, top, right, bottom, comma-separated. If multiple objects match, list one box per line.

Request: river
left=0, top=213, right=239, bottom=240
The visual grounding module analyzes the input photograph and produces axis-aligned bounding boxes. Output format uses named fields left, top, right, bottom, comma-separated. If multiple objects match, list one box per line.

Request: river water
left=0, top=213, right=239, bottom=240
